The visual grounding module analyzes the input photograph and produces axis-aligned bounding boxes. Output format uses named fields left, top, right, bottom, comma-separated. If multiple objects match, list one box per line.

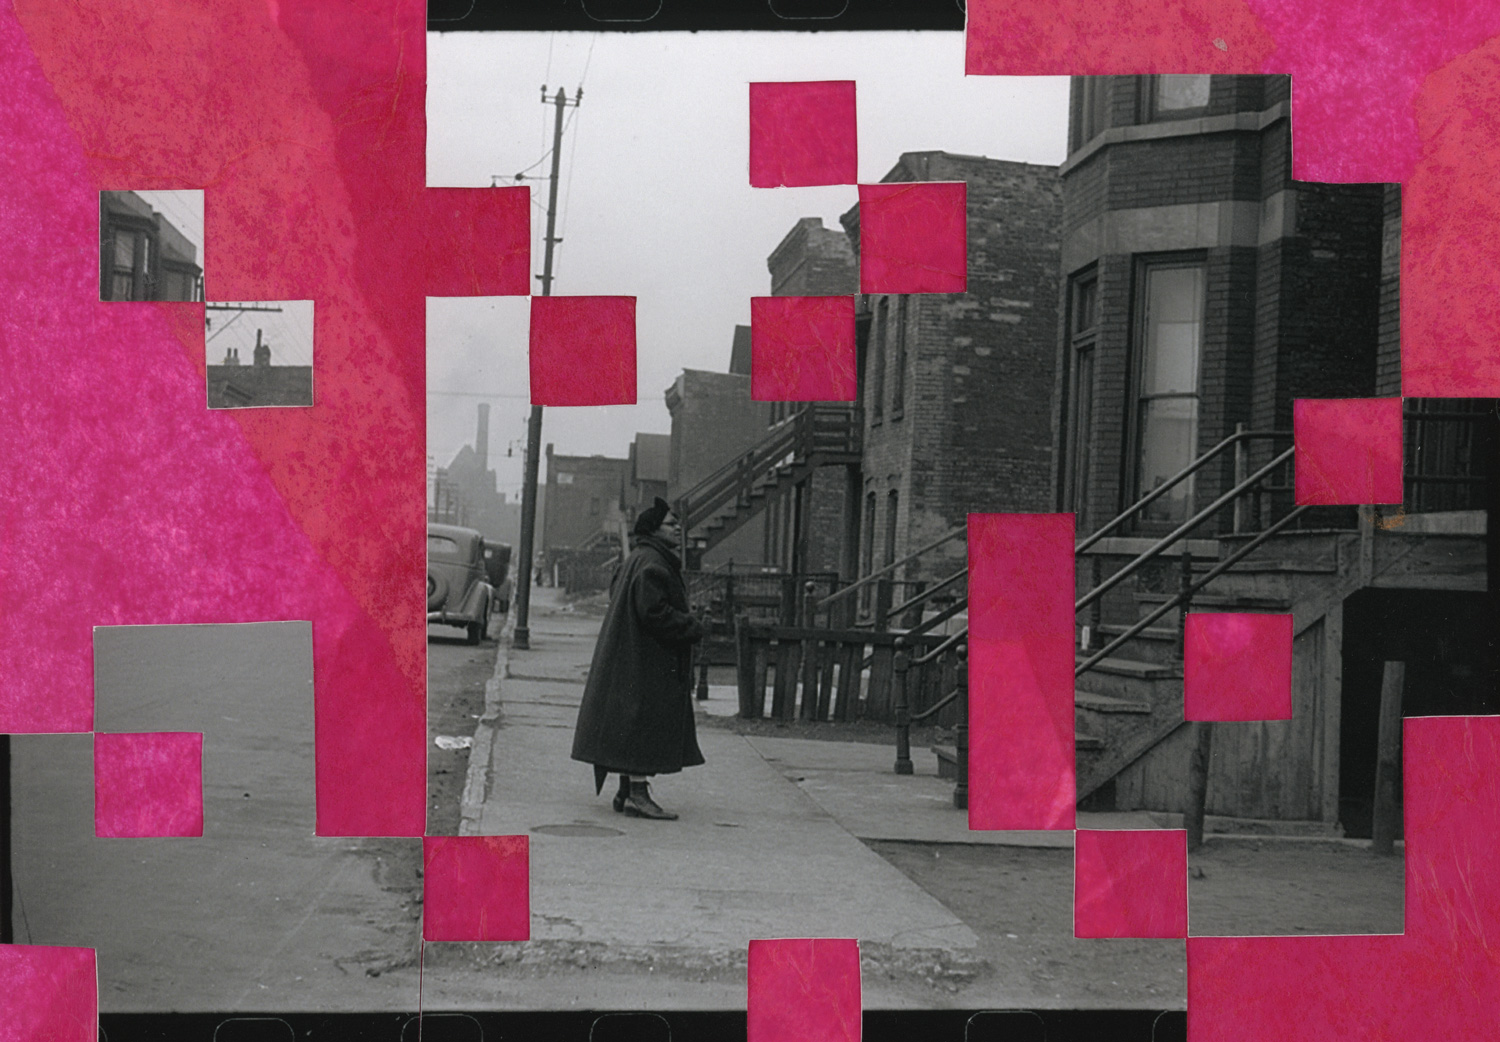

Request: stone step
left=1075, top=689, right=1152, bottom=714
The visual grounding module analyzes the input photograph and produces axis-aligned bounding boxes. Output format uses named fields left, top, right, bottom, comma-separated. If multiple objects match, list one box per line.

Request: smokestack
left=476, top=402, right=490, bottom=475
left=253, top=328, right=270, bottom=368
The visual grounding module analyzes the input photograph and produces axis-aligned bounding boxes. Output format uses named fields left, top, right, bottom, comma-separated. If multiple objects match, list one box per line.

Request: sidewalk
left=462, top=587, right=976, bottom=941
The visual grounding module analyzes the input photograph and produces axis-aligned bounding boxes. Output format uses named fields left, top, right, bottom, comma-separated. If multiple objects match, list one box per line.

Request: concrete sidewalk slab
left=471, top=675, right=977, bottom=952
left=744, top=735, right=1168, bottom=847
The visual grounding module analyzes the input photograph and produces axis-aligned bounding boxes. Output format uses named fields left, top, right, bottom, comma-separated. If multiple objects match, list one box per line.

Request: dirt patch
left=866, top=841, right=1186, bottom=1009
left=427, top=635, right=502, bottom=835
left=1188, top=839, right=1404, bottom=936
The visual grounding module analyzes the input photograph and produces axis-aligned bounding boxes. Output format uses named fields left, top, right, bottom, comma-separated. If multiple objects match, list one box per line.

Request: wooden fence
left=733, top=618, right=963, bottom=725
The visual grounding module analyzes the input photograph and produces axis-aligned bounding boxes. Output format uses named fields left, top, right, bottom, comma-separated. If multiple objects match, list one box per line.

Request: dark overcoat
left=570, top=534, right=706, bottom=777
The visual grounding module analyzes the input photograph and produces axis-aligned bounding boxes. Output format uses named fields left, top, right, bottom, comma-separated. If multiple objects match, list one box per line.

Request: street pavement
left=422, top=586, right=1178, bottom=1011
left=11, top=622, right=424, bottom=1012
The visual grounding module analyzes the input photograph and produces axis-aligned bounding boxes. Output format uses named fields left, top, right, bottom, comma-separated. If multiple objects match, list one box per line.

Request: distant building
left=206, top=329, right=313, bottom=408
left=430, top=403, right=521, bottom=547
left=665, top=363, right=772, bottom=571
left=542, top=446, right=630, bottom=575
left=99, top=191, right=201, bottom=302
left=626, top=432, right=672, bottom=517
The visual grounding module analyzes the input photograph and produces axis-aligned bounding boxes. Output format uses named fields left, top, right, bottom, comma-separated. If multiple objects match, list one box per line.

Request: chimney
left=476, top=403, right=490, bottom=475
left=253, top=328, right=270, bottom=368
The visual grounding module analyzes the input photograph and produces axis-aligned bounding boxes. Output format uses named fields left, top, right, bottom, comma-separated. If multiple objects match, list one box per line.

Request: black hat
left=634, top=496, right=672, bottom=536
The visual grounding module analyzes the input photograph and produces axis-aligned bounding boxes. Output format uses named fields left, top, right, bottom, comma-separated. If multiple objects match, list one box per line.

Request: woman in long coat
left=571, top=498, right=705, bottom=820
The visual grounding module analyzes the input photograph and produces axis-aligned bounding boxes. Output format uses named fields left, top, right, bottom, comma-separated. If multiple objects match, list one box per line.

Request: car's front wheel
left=466, top=595, right=489, bottom=645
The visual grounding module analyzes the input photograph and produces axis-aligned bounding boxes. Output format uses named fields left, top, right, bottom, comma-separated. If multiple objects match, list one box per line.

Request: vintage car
left=483, top=541, right=513, bottom=615
left=427, top=523, right=494, bottom=644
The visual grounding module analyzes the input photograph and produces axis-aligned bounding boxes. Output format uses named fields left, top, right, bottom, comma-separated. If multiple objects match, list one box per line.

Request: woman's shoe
left=611, top=775, right=630, bottom=813
left=622, top=780, right=678, bottom=820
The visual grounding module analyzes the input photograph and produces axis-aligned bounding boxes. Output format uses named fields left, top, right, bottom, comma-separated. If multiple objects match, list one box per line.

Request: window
left=1069, top=77, right=1110, bottom=152
left=109, top=229, right=140, bottom=300
left=1062, top=271, right=1099, bottom=517
left=883, top=490, right=899, bottom=568
left=861, top=492, right=877, bottom=576
left=890, top=298, right=907, bottom=418
left=869, top=298, right=887, bottom=423
left=1133, top=261, right=1205, bottom=525
left=1146, top=74, right=1211, bottom=120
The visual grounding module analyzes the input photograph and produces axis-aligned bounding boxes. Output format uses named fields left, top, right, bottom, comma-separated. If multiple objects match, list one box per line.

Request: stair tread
left=1075, top=689, right=1153, bottom=713
left=1134, top=591, right=1288, bottom=608
left=1093, top=623, right=1178, bottom=640
left=1075, top=653, right=1179, bottom=679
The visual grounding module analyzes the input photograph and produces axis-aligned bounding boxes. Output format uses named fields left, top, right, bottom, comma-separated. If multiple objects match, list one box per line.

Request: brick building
left=1059, top=75, right=1492, bottom=834
left=99, top=191, right=201, bottom=302
left=626, top=432, right=671, bottom=517
left=1054, top=74, right=1383, bottom=531
left=762, top=219, right=861, bottom=578
left=665, top=362, right=770, bottom=569
left=840, top=152, right=1063, bottom=586
left=541, top=446, right=629, bottom=574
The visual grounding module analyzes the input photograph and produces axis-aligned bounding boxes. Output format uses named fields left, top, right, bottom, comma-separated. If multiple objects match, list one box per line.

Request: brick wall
left=767, top=217, right=858, bottom=296
left=666, top=368, right=769, bottom=567
left=542, top=450, right=629, bottom=554
left=859, top=152, right=1062, bottom=583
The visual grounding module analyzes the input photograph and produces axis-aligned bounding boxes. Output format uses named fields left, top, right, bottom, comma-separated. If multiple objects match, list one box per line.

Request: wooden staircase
left=675, top=404, right=861, bottom=558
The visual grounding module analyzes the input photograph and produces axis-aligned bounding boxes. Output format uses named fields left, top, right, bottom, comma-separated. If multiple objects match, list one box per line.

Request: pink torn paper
left=93, top=731, right=204, bottom=838
left=1294, top=398, right=1404, bottom=505
left=1184, top=613, right=1293, bottom=721
left=1189, top=716, right=1500, bottom=1038
left=749, top=81, right=857, bottom=188
left=422, top=835, right=530, bottom=942
left=1074, top=829, right=1188, bottom=938
left=747, top=938, right=861, bottom=1042
left=857, top=182, right=967, bottom=295
left=967, top=513, right=1075, bottom=830
left=0, top=944, right=97, bottom=1042
left=750, top=295, right=857, bottom=402
left=529, top=295, right=638, bottom=406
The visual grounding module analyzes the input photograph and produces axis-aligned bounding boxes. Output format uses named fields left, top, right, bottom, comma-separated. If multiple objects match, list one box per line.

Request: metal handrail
left=816, top=524, right=966, bottom=609
left=886, top=566, right=966, bottom=620
left=913, top=627, right=966, bottom=666
left=1075, top=503, right=1312, bottom=677
left=1075, top=445, right=1296, bottom=615
left=1075, top=429, right=1291, bottom=555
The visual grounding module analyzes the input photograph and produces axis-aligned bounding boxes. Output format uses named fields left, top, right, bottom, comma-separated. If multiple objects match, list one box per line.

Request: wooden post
left=734, top=615, right=757, bottom=719
left=893, top=639, right=913, bottom=775
left=1184, top=721, right=1215, bottom=851
left=1371, top=661, right=1405, bottom=855
left=874, top=577, right=893, bottom=633
left=953, top=642, right=969, bottom=810
left=1232, top=422, right=1247, bottom=534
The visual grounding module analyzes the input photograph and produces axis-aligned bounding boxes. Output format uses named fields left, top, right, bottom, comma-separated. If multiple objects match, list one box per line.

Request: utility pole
left=512, top=84, right=581, bottom=650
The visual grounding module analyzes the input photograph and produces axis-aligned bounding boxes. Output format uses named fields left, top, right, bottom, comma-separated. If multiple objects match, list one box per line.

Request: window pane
left=1142, top=267, right=1202, bottom=394
left=111, top=273, right=135, bottom=300
left=1156, top=74, right=1211, bottom=111
left=113, top=231, right=135, bottom=269
left=1138, top=397, right=1199, bottom=523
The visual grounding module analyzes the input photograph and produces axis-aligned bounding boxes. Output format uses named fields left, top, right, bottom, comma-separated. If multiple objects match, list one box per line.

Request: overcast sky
left=426, top=32, right=1069, bottom=499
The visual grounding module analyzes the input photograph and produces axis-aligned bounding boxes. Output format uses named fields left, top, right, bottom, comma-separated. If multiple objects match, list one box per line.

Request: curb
left=459, top=610, right=515, bottom=836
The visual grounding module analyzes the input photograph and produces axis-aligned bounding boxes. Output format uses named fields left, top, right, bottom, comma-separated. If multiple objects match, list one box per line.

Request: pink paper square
left=422, top=835, right=530, bottom=942
left=750, top=296, right=857, bottom=401
left=94, top=732, right=204, bottom=838
left=1184, top=613, right=1293, bottom=721
left=858, top=181, right=967, bottom=294
left=747, top=938, right=861, bottom=1042
left=1294, top=398, right=1404, bottom=505
left=1074, top=829, right=1188, bottom=938
left=0, top=944, right=97, bottom=1042
left=967, top=513, right=1076, bottom=831
left=529, top=296, right=637, bottom=406
left=748, top=81, right=857, bottom=188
